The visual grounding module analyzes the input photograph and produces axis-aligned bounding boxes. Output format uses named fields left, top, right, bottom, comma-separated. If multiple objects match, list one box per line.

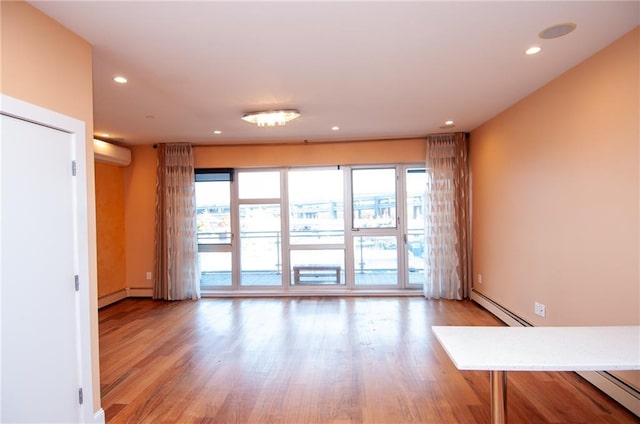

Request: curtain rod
left=153, top=142, right=194, bottom=149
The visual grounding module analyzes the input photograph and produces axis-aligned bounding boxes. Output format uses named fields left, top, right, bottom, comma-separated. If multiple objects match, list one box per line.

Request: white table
left=432, top=326, right=640, bottom=424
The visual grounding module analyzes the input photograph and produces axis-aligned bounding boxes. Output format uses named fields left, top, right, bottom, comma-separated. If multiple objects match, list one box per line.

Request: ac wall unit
left=93, top=139, right=131, bottom=167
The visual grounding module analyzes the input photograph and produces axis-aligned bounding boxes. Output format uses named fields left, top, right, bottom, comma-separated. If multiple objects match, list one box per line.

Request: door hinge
left=78, top=388, right=84, bottom=405
left=74, top=275, right=80, bottom=291
left=71, top=160, right=77, bottom=176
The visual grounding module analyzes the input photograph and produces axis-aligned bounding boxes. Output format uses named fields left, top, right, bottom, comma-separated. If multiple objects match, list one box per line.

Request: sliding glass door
left=238, top=171, right=283, bottom=287
left=351, top=168, right=399, bottom=287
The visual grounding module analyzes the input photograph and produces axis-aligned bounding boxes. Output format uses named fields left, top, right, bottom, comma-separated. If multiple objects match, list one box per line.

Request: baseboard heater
left=98, top=289, right=127, bottom=308
left=470, top=289, right=640, bottom=417
left=98, top=287, right=153, bottom=308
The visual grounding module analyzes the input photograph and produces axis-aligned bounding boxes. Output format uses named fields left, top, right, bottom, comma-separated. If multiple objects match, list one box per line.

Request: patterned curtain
left=153, top=143, right=200, bottom=301
left=424, top=132, right=470, bottom=300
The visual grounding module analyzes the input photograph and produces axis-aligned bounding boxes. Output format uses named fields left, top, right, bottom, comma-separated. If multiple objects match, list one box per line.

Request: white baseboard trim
left=93, top=408, right=105, bottom=424
left=127, top=287, right=153, bottom=297
left=470, top=289, right=640, bottom=418
left=98, top=289, right=128, bottom=308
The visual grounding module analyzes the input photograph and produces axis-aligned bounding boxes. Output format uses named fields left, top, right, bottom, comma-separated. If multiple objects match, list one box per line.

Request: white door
left=1, top=113, right=81, bottom=422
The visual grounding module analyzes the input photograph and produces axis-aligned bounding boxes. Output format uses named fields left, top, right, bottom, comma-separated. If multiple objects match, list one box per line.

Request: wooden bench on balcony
left=293, top=265, right=341, bottom=285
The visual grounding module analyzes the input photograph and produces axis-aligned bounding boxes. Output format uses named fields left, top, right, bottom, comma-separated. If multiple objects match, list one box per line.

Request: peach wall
left=471, top=28, right=639, bottom=326
left=95, top=163, right=126, bottom=297
left=0, top=0, right=101, bottom=412
left=471, top=26, right=640, bottom=391
left=124, top=146, right=158, bottom=290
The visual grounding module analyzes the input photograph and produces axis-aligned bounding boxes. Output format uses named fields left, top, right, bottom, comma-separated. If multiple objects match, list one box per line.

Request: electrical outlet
left=146, top=271, right=152, bottom=280
left=477, top=273, right=483, bottom=284
left=534, top=302, right=546, bottom=318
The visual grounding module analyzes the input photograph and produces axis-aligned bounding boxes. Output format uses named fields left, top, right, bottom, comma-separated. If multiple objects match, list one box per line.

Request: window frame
left=195, top=164, right=425, bottom=292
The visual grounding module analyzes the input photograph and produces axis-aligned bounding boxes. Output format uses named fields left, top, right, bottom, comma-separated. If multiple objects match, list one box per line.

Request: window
left=288, top=168, right=345, bottom=286
left=351, top=168, right=399, bottom=286
left=353, top=235, right=398, bottom=286
left=195, top=165, right=423, bottom=292
left=405, top=168, right=426, bottom=286
left=352, top=168, right=396, bottom=229
left=238, top=171, right=282, bottom=287
left=195, top=169, right=233, bottom=287
left=239, top=171, right=280, bottom=199
left=195, top=169, right=232, bottom=245
left=288, top=169, right=344, bottom=245
left=239, top=203, right=282, bottom=286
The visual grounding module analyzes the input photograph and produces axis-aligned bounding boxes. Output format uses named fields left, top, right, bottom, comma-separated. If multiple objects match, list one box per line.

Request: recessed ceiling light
left=113, top=76, right=128, bottom=84
left=213, top=130, right=222, bottom=135
left=331, top=126, right=340, bottom=131
left=526, top=46, right=542, bottom=55
left=539, top=23, right=576, bottom=39
left=444, top=120, right=454, bottom=126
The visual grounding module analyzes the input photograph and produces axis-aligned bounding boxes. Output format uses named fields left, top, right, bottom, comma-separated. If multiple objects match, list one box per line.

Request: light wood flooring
left=99, top=297, right=638, bottom=423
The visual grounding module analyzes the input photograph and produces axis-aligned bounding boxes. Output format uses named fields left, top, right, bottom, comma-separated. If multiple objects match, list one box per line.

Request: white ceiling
left=29, top=1, right=639, bottom=146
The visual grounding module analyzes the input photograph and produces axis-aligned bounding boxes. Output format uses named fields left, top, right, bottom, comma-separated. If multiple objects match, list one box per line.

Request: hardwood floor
left=99, top=297, right=638, bottom=423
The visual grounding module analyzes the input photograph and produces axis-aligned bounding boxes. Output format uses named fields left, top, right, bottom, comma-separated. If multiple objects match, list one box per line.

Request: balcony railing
left=198, top=229, right=425, bottom=288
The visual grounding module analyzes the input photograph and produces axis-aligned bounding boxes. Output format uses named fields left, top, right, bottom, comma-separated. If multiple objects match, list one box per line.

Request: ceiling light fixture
left=526, top=46, right=542, bottom=55
left=113, top=76, right=128, bottom=84
left=241, top=109, right=300, bottom=127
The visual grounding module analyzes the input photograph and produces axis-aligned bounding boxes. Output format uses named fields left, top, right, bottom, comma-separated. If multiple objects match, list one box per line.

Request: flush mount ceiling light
left=241, top=109, right=300, bottom=127
left=440, top=120, right=456, bottom=129
left=526, top=46, right=542, bottom=55
left=539, top=22, right=577, bottom=39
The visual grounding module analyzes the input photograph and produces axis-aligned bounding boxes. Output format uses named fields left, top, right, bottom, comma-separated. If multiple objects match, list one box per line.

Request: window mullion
left=280, top=169, right=291, bottom=288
